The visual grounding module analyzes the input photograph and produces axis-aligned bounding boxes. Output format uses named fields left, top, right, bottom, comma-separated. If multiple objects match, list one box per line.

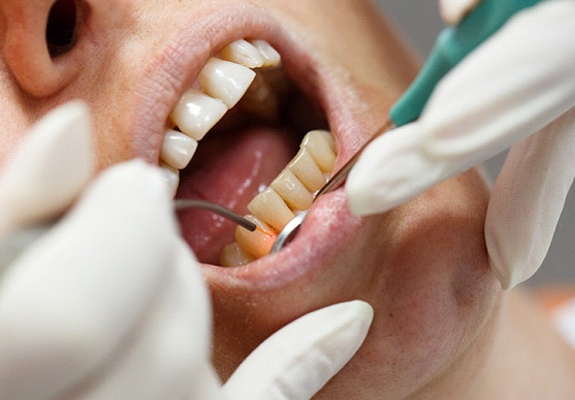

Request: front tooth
left=220, top=39, right=265, bottom=68
left=249, top=40, right=281, bottom=67
left=288, top=148, right=326, bottom=192
left=170, top=89, right=227, bottom=141
left=160, top=129, right=198, bottom=170
left=235, top=215, right=276, bottom=258
left=302, top=130, right=336, bottom=173
left=247, top=187, right=295, bottom=232
left=270, top=169, right=313, bottom=211
left=221, top=242, right=255, bottom=267
left=159, top=161, right=179, bottom=197
left=199, top=58, right=256, bottom=109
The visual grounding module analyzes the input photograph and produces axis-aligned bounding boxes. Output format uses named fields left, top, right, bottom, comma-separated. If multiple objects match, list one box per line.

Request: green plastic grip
left=389, top=0, right=544, bottom=127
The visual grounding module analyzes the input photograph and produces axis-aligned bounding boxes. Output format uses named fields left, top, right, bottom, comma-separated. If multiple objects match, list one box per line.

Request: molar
left=288, top=148, right=326, bottom=192
left=170, top=89, right=227, bottom=141
left=234, top=215, right=276, bottom=259
left=250, top=40, right=281, bottom=67
left=238, top=72, right=278, bottom=121
left=220, top=242, right=255, bottom=267
left=220, top=39, right=266, bottom=68
left=248, top=187, right=295, bottom=232
left=270, top=169, right=313, bottom=211
left=199, top=58, right=256, bottom=108
left=302, top=130, right=336, bottom=172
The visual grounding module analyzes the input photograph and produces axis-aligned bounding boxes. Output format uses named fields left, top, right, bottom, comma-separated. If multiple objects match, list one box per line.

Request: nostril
left=46, top=0, right=78, bottom=58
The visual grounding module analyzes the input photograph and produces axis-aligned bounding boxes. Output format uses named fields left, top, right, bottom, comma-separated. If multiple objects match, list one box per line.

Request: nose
left=1, top=0, right=82, bottom=98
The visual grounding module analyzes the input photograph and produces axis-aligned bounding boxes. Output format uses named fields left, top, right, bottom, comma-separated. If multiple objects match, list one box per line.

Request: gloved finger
left=347, top=124, right=455, bottom=215
left=422, top=0, right=575, bottom=164
left=66, top=240, right=220, bottom=400
left=486, top=107, right=575, bottom=289
left=0, top=161, right=176, bottom=400
left=347, top=0, right=575, bottom=216
left=0, top=101, right=93, bottom=238
left=222, top=300, right=373, bottom=400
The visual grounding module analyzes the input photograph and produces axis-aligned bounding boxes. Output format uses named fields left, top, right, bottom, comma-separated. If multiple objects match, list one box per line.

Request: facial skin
left=1, top=0, right=575, bottom=398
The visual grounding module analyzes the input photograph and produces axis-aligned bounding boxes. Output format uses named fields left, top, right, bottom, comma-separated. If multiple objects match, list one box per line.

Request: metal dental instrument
left=173, top=199, right=256, bottom=231
left=0, top=200, right=255, bottom=271
left=270, top=0, right=544, bottom=254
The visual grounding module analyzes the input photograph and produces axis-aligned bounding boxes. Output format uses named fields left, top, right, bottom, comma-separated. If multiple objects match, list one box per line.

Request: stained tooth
left=159, top=161, right=179, bottom=197
left=220, top=242, right=255, bottom=267
left=247, top=187, right=295, bottom=232
left=239, top=72, right=278, bottom=120
left=199, top=58, right=256, bottom=109
left=249, top=40, right=281, bottom=67
left=170, top=89, right=227, bottom=141
left=302, top=130, right=336, bottom=173
left=160, top=129, right=198, bottom=170
left=288, top=148, right=326, bottom=192
left=220, top=39, right=265, bottom=68
left=235, top=215, right=276, bottom=258
left=271, top=169, right=313, bottom=211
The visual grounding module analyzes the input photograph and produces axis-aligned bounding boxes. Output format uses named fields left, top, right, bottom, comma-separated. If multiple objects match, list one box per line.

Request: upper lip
left=126, top=3, right=367, bottom=284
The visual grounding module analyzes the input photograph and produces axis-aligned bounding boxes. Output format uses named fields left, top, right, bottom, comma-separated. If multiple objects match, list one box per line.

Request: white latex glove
left=0, top=102, right=373, bottom=399
left=347, top=0, right=575, bottom=289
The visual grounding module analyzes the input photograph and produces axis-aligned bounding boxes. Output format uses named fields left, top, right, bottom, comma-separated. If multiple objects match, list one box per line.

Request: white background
left=373, top=1, right=575, bottom=285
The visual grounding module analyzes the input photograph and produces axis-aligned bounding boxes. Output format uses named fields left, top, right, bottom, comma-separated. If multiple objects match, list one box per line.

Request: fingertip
left=0, top=101, right=94, bottom=228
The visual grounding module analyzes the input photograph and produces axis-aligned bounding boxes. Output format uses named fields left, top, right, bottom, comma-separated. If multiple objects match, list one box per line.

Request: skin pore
left=1, top=0, right=575, bottom=398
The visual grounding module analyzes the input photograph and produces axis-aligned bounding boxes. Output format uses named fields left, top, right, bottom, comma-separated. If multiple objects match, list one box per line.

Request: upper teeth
left=160, top=39, right=281, bottom=192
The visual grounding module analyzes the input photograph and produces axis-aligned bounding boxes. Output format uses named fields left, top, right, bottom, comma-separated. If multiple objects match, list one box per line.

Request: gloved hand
left=0, top=102, right=373, bottom=399
left=347, top=0, right=575, bottom=289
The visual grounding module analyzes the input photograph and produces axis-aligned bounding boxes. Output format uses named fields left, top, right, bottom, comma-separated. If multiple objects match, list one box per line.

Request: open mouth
left=158, top=39, right=338, bottom=266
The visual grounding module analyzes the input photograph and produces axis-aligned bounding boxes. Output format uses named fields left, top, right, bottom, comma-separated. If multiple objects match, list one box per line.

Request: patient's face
left=0, top=0, right=500, bottom=398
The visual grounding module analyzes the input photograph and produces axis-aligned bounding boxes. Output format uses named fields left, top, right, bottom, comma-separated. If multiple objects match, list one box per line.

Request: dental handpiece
left=270, top=0, right=544, bottom=253
left=0, top=200, right=255, bottom=271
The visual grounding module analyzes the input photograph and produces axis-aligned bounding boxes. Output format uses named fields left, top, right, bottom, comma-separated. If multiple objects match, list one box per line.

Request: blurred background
left=373, top=1, right=575, bottom=286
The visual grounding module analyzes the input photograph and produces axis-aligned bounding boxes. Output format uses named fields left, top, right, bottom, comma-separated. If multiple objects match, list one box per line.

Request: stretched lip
left=128, top=3, right=368, bottom=287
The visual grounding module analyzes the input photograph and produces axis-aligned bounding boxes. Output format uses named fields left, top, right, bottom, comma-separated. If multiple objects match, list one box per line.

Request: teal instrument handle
left=390, top=0, right=544, bottom=127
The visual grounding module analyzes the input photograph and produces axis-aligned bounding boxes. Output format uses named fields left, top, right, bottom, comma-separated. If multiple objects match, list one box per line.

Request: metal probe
left=0, top=200, right=255, bottom=271
left=270, top=120, right=394, bottom=254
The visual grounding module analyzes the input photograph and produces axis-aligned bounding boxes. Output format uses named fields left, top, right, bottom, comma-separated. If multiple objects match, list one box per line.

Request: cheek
left=0, top=71, right=35, bottom=168
left=351, top=173, right=499, bottom=387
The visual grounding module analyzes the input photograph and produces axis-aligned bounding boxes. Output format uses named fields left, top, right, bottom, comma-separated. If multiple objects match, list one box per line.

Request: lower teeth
left=220, top=129, right=336, bottom=267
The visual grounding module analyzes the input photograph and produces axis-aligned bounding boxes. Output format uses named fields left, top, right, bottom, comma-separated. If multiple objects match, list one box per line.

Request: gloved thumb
left=0, top=101, right=93, bottom=238
left=222, top=300, right=373, bottom=400
left=346, top=124, right=454, bottom=216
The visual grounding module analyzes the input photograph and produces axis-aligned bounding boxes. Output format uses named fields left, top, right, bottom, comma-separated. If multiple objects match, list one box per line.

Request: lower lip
left=200, top=189, right=361, bottom=288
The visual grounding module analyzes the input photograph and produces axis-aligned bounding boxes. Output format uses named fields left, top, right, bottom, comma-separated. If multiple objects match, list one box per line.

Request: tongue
left=176, top=126, right=299, bottom=264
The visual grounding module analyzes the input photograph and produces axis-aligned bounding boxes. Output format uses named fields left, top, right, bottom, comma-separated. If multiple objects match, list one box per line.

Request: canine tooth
left=288, top=148, right=326, bottom=192
left=159, top=161, right=179, bottom=197
left=199, top=58, right=256, bottom=109
left=248, top=187, right=295, bottom=232
left=271, top=169, right=313, bottom=211
left=235, top=215, right=276, bottom=258
left=170, top=89, right=227, bottom=141
left=220, top=39, right=265, bottom=68
left=220, top=242, right=255, bottom=267
left=249, top=40, right=281, bottom=67
left=302, top=130, right=336, bottom=173
left=160, top=129, right=198, bottom=170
